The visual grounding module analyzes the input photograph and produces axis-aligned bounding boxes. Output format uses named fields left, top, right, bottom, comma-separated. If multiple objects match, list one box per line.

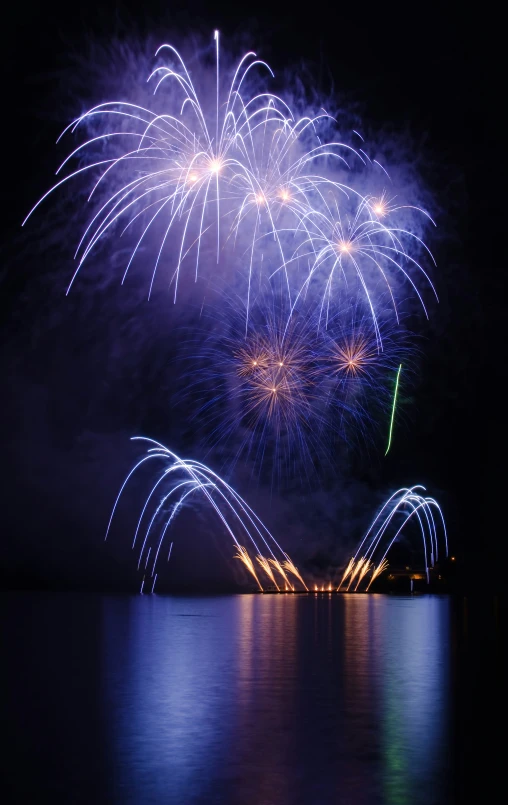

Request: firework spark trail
left=268, top=558, right=293, bottom=590
left=352, top=485, right=421, bottom=560
left=346, top=556, right=368, bottom=591
left=105, top=436, right=299, bottom=588
left=180, top=294, right=416, bottom=481
left=366, top=558, right=389, bottom=591
left=353, top=559, right=373, bottom=591
left=366, top=493, right=443, bottom=577
left=234, top=545, right=263, bottom=590
left=337, top=557, right=355, bottom=590
left=256, top=555, right=280, bottom=589
left=374, top=500, right=439, bottom=583
left=332, top=334, right=378, bottom=378
left=385, top=363, right=402, bottom=455
left=315, top=311, right=417, bottom=451
left=282, top=555, right=309, bottom=590
left=350, top=487, right=447, bottom=589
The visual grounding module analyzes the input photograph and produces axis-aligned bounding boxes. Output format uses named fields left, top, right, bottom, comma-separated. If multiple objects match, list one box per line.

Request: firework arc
left=107, top=438, right=446, bottom=594
left=337, top=486, right=448, bottom=591
left=105, top=436, right=307, bottom=593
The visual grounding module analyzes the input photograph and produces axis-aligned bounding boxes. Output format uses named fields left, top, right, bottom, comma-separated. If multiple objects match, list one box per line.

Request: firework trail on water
left=23, top=32, right=438, bottom=336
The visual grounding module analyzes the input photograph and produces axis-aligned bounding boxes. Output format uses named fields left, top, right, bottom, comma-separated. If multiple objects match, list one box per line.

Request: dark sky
left=0, top=0, right=501, bottom=591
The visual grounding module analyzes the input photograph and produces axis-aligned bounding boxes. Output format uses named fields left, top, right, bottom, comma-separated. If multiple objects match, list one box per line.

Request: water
left=0, top=592, right=497, bottom=804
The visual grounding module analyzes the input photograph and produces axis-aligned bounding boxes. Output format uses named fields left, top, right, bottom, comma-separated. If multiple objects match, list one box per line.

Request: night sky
left=1, top=0, right=500, bottom=592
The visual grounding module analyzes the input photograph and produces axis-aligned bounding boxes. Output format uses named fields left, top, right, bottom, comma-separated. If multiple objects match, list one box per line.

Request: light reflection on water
left=2, top=593, right=452, bottom=804
left=103, top=594, right=450, bottom=805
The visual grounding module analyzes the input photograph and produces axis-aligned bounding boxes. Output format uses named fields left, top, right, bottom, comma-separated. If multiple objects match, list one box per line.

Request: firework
left=337, top=557, right=355, bottom=591
left=20, top=30, right=446, bottom=590
left=365, top=558, right=389, bottom=591
left=22, top=33, right=360, bottom=310
left=22, top=32, right=437, bottom=334
left=178, top=288, right=417, bottom=478
left=234, top=545, right=263, bottom=590
left=385, top=364, right=402, bottom=455
left=256, top=555, right=280, bottom=589
left=286, top=193, right=437, bottom=341
left=178, top=296, right=335, bottom=481
left=353, top=558, right=373, bottom=591
left=281, top=555, right=309, bottom=590
left=268, top=558, right=293, bottom=591
left=346, top=556, right=368, bottom=591
left=332, top=333, right=378, bottom=378
left=317, top=306, right=417, bottom=453
left=105, top=436, right=299, bottom=592
left=350, top=486, right=447, bottom=589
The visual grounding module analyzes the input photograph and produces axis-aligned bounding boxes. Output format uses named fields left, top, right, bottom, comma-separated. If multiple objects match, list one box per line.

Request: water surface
left=2, top=593, right=459, bottom=804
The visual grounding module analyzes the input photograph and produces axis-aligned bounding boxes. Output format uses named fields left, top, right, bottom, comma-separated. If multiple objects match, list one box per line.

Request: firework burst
left=177, top=294, right=333, bottom=481
left=22, top=33, right=361, bottom=312
left=23, top=31, right=437, bottom=335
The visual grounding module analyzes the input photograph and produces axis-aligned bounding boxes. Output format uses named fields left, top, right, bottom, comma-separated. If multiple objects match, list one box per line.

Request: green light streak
left=385, top=364, right=402, bottom=456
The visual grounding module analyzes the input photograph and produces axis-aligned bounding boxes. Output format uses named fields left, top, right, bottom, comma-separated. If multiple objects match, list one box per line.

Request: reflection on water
left=2, top=593, right=454, bottom=804
left=376, top=597, right=450, bottom=805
